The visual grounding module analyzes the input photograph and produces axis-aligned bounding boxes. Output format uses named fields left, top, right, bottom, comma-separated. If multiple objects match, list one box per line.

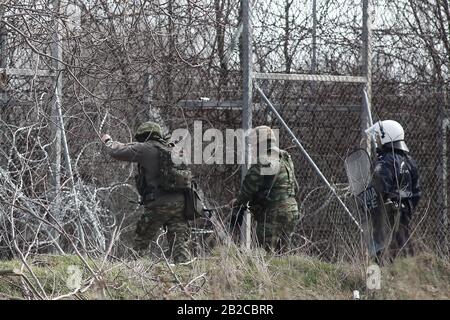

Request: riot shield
left=344, top=149, right=384, bottom=256
left=344, top=149, right=380, bottom=214
left=344, top=148, right=372, bottom=196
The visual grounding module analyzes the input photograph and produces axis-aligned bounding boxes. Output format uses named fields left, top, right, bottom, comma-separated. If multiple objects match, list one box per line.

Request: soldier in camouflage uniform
left=231, top=126, right=300, bottom=253
left=101, top=122, right=191, bottom=263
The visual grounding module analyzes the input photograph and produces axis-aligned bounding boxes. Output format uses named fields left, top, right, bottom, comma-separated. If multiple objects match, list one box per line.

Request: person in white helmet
left=366, top=120, right=421, bottom=263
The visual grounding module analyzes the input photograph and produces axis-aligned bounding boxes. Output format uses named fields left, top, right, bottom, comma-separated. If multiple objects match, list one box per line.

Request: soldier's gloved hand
left=101, top=134, right=111, bottom=144
left=228, top=198, right=237, bottom=208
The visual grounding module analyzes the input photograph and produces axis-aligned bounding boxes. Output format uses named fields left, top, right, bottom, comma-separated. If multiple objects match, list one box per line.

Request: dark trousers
left=370, top=201, right=414, bottom=264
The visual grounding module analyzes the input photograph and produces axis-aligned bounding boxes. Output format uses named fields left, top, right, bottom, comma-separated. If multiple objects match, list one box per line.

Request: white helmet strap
left=379, top=122, right=386, bottom=139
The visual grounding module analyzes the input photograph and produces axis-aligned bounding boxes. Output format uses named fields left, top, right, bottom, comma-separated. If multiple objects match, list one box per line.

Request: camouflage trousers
left=134, top=194, right=191, bottom=263
left=253, top=198, right=300, bottom=253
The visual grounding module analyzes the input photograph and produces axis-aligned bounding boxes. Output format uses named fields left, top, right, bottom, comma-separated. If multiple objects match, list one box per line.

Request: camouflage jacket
left=236, top=149, right=299, bottom=210
left=104, top=139, right=182, bottom=206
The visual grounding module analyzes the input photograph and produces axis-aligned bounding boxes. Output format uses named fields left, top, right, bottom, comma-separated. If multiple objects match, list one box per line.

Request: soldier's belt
left=140, top=189, right=180, bottom=205
left=252, top=194, right=296, bottom=207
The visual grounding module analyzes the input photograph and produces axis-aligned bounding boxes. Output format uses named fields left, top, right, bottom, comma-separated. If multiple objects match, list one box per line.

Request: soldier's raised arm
left=102, top=134, right=144, bottom=163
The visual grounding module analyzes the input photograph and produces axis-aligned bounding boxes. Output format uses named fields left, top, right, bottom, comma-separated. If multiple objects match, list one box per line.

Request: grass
left=0, top=247, right=449, bottom=300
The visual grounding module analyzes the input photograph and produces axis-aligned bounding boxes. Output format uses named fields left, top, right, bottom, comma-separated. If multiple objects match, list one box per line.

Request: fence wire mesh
left=1, top=0, right=449, bottom=261
left=250, top=80, right=449, bottom=260
left=147, top=80, right=450, bottom=261
left=253, top=79, right=365, bottom=260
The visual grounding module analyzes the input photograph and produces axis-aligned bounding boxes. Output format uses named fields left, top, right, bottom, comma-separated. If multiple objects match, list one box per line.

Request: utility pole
left=241, top=0, right=252, bottom=249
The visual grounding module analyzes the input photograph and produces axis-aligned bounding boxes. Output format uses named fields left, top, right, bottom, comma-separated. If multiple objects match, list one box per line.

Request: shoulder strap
left=285, top=152, right=299, bottom=195
left=277, top=151, right=299, bottom=196
left=262, top=154, right=284, bottom=200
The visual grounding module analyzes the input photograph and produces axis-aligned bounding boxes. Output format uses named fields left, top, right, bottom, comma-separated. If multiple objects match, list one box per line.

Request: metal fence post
left=0, top=7, right=7, bottom=104
left=361, top=0, right=373, bottom=156
left=438, top=80, right=449, bottom=254
left=241, top=0, right=252, bottom=249
left=312, top=0, right=317, bottom=74
left=441, top=117, right=449, bottom=253
left=50, top=0, right=63, bottom=214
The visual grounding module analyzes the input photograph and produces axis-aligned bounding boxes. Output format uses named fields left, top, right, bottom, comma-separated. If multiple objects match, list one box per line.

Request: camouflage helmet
left=135, top=121, right=163, bottom=140
left=250, top=125, right=277, bottom=143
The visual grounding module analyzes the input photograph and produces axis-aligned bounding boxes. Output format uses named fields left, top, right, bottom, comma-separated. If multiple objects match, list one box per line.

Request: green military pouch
left=184, top=180, right=204, bottom=220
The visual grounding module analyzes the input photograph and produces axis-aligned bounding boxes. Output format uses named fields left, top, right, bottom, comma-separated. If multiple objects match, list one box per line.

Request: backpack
left=155, top=142, right=192, bottom=191
left=184, top=180, right=204, bottom=220
left=135, top=164, right=154, bottom=203
left=155, top=141, right=203, bottom=219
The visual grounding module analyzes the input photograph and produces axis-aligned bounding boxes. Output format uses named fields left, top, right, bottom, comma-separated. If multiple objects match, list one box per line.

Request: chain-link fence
left=252, top=79, right=364, bottom=261
left=251, top=79, right=449, bottom=260
left=373, top=84, right=449, bottom=256
left=1, top=0, right=449, bottom=261
left=145, top=73, right=450, bottom=261
left=151, top=80, right=449, bottom=261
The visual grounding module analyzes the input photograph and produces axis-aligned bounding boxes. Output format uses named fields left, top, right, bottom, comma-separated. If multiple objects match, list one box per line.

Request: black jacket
left=372, top=147, right=421, bottom=210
